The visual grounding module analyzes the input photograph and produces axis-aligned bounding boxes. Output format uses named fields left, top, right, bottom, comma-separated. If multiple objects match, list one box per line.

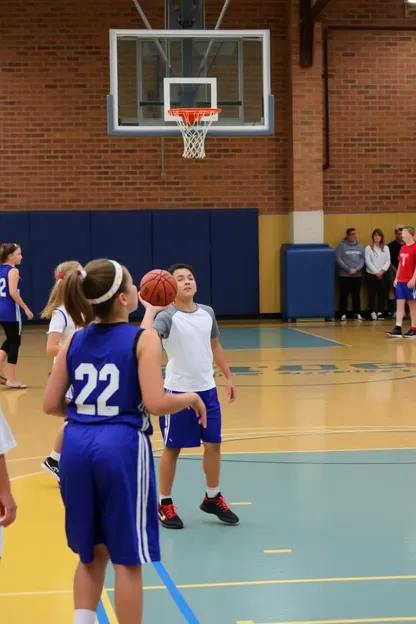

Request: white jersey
left=0, top=409, right=16, bottom=558
left=0, top=409, right=16, bottom=456
left=48, top=306, right=77, bottom=364
left=153, top=304, right=219, bottom=392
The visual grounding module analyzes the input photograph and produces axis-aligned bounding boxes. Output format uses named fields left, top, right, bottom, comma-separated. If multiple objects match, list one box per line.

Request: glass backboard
left=107, top=29, right=273, bottom=136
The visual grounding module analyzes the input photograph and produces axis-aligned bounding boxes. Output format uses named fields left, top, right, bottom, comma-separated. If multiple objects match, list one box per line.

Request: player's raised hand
left=138, top=293, right=169, bottom=314
left=189, top=394, right=207, bottom=429
left=0, top=490, right=17, bottom=528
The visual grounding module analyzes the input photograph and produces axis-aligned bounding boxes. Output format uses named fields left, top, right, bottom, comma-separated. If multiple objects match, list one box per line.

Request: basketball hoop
left=168, top=108, right=222, bottom=159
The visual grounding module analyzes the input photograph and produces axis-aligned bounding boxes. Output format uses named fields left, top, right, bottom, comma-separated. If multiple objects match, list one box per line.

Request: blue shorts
left=60, top=423, right=160, bottom=566
left=396, top=282, right=416, bottom=301
left=160, top=387, right=222, bottom=449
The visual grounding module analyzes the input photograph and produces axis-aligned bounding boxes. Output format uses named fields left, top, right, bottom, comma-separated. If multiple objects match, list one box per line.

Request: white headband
left=87, top=260, right=124, bottom=305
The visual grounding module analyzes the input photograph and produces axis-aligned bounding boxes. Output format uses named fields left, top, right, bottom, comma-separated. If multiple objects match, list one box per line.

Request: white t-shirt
left=153, top=304, right=219, bottom=392
left=0, top=409, right=16, bottom=456
left=48, top=306, right=77, bottom=364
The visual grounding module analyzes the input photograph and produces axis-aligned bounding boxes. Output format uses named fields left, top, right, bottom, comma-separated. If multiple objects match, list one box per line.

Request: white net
left=168, top=108, right=221, bottom=159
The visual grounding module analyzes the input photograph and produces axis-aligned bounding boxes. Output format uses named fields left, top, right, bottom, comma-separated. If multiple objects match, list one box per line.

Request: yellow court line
left=100, top=589, right=118, bottom=624
left=2, top=575, right=416, bottom=600
left=217, top=447, right=416, bottom=456
left=230, top=502, right=252, bottom=506
left=236, top=618, right=416, bottom=624
left=139, top=573, right=416, bottom=591
left=264, top=549, right=292, bottom=554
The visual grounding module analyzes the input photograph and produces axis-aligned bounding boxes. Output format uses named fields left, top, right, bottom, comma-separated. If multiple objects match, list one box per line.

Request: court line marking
left=3, top=574, right=416, bottom=598
left=174, top=447, right=416, bottom=457
left=236, top=618, right=416, bottom=624
left=263, top=549, right=292, bottom=554
left=288, top=327, right=350, bottom=348
left=139, top=573, right=416, bottom=591
left=99, top=590, right=117, bottom=624
left=10, top=471, right=43, bottom=482
left=96, top=598, right=111, bottom=624
left=230, top=502, right=252, bottom=506
left=8, top=455, right=45, bottom=463
left=152, top=561, right=199, bottom=623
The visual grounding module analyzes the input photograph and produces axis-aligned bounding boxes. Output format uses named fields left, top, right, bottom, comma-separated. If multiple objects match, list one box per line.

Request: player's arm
left=8, top=268, right=33, bottom=319
left=43, top=337, right=73, bottom=417
left=137, top=330, right=206, bottom=426
left=0, top=454, right=17, bottom=528
left=139, top=296, right=169, bottom=335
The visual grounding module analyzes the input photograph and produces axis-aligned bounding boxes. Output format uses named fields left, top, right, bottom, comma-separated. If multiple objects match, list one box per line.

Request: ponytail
left=63, top=269, right=94, bottom=328
left=41, top=260, right=80, bottom=319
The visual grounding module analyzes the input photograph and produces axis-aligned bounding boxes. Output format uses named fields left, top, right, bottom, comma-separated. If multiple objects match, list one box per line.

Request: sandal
left=5, top=382, right=27, bottom=389
left=0, top=375, right=6, bottom=385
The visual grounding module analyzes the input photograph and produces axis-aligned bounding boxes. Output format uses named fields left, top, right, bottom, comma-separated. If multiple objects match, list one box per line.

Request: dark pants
left=367, top=273, right=388, bottom=315
left=0, top=321, right=21, bottom=365
left=339, top=277, right=361, bottom=316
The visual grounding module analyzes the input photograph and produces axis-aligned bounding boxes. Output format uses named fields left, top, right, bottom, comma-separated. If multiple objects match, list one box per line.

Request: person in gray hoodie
left=335, top=228, right=365, bottom=320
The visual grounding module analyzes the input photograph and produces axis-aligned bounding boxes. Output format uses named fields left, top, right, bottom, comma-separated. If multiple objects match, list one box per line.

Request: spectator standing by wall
left=365, top=229, right=391, bottom=320
left=335, top=228, right=365, bottom=321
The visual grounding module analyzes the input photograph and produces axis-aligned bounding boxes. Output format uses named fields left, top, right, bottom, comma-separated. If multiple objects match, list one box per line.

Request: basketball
left=139, top=269, right=177, bottom=307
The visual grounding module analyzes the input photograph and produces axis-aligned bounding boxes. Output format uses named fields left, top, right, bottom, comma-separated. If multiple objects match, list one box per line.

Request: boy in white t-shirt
left=141, top=263, right=239, bottom=529
left=0, top=409, right=17, bottom=557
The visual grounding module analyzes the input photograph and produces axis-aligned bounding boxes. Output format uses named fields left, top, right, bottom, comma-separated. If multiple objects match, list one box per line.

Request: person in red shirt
left=386, top=226, right=416, bottom=337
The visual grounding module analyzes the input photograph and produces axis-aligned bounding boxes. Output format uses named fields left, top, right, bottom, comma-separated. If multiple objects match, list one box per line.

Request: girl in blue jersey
left=43, top=258, right=206, bottom=624
left=0, top=243, right=33, bottom=389
left=40, top=260, right=81, bottom=482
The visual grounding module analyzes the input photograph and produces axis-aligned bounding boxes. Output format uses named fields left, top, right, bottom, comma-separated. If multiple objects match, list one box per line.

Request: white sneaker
left=355, top=314, right=364, bottom=321
left=341, top=314, right=347, bottom=321
left=371, top=312, right=377, bottom=321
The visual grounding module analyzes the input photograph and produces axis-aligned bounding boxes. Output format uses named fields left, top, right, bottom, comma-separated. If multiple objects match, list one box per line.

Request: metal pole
left=132, top=0, right=174, bottom=75
left=196, top=0, right=231, bottom=77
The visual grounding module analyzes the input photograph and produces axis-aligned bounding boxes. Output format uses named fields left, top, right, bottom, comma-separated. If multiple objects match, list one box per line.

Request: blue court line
left=97, top=599, right=111, bottom=624
left=153, top=561, right=200, bottom=623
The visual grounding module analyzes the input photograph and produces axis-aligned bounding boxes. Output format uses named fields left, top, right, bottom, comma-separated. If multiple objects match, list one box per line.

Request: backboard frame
left=107, top=29, right=274, bottom=137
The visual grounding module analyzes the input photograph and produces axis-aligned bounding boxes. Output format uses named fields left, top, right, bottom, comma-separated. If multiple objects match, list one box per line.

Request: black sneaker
left=158, top=499, right=184, bottom=529
left=41, top=456, right=60, bottom=482
left=404, top=328, right=416, bottom=338
left=200, top=493, right=239, bottom=525
left=385, top=326, right=402, bottom=338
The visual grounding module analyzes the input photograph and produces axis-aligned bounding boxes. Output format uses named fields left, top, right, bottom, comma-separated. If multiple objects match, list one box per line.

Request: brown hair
left=371, top=228, right=385, bottom=250
left=63, top=258, right=129, bottom=327
left=168, top=263, right=196, bottom=279
left=0, top=243, right=20, bottom=264
left=403, top=226, right=415, bottom=237
left=40, top=260, right=80, bottom=319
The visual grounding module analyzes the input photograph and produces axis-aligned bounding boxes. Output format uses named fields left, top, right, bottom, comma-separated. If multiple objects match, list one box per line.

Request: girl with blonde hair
left=40, top=260, right=81, bottom=481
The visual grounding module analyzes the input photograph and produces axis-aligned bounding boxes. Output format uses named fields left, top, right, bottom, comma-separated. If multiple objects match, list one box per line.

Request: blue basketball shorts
left=396, top=281, right=416, bottom=301
left=60, top=423, right=160, bottom=566
left=159, top=387, right=222, bottom=449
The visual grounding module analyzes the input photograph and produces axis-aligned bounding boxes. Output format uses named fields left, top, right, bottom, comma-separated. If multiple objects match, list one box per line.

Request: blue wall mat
left=0, top=212, right=33, bottom=314
left=210, top=209, right=259, bottom=316
left=152, top=211, right=211, bottom=306
left=91, top=211, right=153, bottom=318
left=29, top=212, right=91, bottom=317
left=280, top=244, right=335, bottom=320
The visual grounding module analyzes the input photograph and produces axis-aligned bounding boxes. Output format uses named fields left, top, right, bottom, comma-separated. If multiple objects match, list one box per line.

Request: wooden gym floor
left=1, top=320, right=416, bottom=623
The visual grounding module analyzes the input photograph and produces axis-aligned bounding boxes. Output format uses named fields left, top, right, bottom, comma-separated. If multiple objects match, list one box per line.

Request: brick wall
left=323, top=0, right=416, bottom=213
left=0, top=0, right=288, bottom=213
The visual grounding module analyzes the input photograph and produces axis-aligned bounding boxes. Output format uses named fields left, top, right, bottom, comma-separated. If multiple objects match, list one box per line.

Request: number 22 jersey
left=66, top=323, right=152, bottom=433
